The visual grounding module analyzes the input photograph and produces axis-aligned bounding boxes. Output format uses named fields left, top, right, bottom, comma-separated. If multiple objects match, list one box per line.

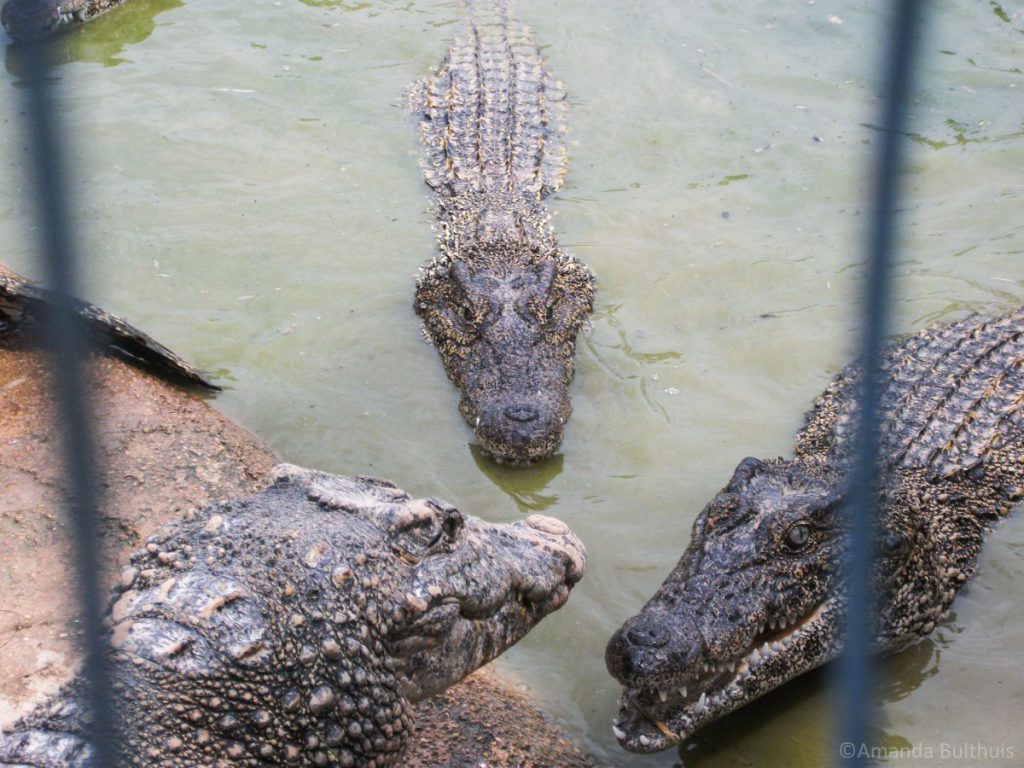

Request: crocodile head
left=268, top=465, right=587, bottom=703
left=1, top=0, right=99, bottom=40
left=387, top=503, right=587, bottom=700
left=415, top=251, right=593, bottom=464
left=606, top=456, right=854, bottom=752
left=0, top=464, right=587, bottom=767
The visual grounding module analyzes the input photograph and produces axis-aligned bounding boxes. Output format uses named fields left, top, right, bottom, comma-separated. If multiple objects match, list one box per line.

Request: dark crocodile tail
left=0, top=272, right=219, bottom=390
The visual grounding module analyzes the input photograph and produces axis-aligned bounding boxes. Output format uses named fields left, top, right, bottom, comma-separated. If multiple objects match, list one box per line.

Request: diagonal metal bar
left=15, top=34, right=119, bottom=768
left=836, top=1, right=928, bottom=766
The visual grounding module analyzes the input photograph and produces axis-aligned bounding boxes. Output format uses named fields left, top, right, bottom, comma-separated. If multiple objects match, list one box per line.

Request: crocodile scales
left=410, top=0, right=595, bottom=464
left=0, top=464, right=585, bottom=767
left=605, top=310, right=1024, bottom=752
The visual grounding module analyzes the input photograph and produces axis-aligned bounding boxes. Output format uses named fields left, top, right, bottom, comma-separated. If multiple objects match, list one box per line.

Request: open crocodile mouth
left=612, top=600, right=837, bottom=753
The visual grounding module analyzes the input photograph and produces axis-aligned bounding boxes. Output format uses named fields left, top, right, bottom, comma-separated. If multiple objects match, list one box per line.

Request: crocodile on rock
left=605, top=310, right=1024, bottom=753
left=0, top=463, right=586, bottom=767
left=409, top=0, right=595, bottom=464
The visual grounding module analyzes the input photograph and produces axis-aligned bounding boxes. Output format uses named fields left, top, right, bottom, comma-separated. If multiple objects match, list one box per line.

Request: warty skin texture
left=0, top=464, right=586, bottom=767
left=606, top=310, right=1024, bottom=753
left=410, top=0, right=595, bottom=464
left=1, top=0, right=123, bottom=39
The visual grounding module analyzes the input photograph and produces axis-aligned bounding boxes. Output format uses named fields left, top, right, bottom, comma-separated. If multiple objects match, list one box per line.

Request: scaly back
left=409, top=0, right=570, bottom=251
left=797, top=310, right=1024, bottom=485
left=410, top=0, right=569, bottom=202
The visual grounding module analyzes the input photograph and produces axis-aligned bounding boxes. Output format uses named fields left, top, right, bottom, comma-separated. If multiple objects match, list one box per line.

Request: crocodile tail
left=0, top=271, right=219, bottom=390
left=410, top=0, right=570, bottom=204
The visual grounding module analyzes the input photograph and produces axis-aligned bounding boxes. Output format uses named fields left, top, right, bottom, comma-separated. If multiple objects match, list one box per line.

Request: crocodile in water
left=409, top=0, right=595, bottom=464
left=605, top=310, right=1024, bottom=752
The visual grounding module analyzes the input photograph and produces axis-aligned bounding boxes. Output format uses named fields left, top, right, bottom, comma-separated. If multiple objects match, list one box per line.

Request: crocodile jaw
left=612, top=600, right=841, bottom=753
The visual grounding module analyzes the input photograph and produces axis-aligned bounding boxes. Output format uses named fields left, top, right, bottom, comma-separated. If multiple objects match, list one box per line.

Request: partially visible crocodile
left=409, top=0, right=595, bottom=464
left=1, top=0, right=123, bottom=40
left=605, top=310, right=1024, bottom=753
left=0, top=266, right=216, bottom=388
left=0, top=463, right=586, bottom=766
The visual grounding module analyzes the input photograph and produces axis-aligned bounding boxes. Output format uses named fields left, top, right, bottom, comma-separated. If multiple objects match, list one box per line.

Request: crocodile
left=0, top=266, right=216, bottom=388
left=1, top=0, right=123, bottom=40
left=409, top=0, right=595, bottom=464
left=0, top=463, right=586, bottom=767
left=605, top=309, right=1024, bottom=753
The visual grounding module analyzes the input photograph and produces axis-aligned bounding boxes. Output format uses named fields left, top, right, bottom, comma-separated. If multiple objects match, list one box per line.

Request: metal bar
left=16, top=34, right=119, bottom=768
left=836, top=1, right=927, bottom=766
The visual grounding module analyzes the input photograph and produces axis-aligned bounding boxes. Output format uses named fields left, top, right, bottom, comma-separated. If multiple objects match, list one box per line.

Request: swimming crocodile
left=409, top=0, right=595, bottom=464
left=0, top=463, right=585, bottom=767
left=0, top=0, right=122, bottom=40
left=605, top=310, right=1024, bottom=753
left=0, top=266, right=216, bottom=388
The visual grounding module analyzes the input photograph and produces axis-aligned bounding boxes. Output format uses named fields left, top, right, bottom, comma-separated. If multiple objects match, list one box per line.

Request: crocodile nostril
left=625, top=624, right=670, bottom=649
left=503, top=405, right=540, bottom=423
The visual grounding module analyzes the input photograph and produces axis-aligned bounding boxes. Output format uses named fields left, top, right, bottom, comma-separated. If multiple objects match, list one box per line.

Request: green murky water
left=2, top=1, right=1023, bottom=765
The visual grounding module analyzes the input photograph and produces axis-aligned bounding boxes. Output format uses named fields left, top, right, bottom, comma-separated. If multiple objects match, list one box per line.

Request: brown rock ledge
left=0, top=312, right=592, bottom=767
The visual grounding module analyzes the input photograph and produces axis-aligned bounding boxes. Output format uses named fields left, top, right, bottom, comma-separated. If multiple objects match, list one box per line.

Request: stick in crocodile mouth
left=408, top=0, right=595, bottom=465
left=607, top=309, right=1024, bottom=752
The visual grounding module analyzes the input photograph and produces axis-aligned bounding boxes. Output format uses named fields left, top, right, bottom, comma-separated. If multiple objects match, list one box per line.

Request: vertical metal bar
left=837, top=1, right=927, bottom=766
left=16, top=34, right=118, bottom=768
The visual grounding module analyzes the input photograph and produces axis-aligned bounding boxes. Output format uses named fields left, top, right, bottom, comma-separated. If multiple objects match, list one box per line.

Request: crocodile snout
left=530, top=514, right=585, bottom=585
left=476, top=399, right=565, bottom=463
left=606, top=610, right=703, bottom=685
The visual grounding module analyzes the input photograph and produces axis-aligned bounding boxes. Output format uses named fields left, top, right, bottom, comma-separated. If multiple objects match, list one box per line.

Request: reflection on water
left=1, top=0, right=1023, bottom=766
left=876, top=639, right=940, bottom=704
left=4, top=0, right=182, bottom=73
left=471, top=444, right=563, bottom=513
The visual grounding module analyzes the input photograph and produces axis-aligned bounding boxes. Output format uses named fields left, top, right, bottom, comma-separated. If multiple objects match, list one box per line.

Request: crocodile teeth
left=697, top=691, right=707, bottom=708
left=760, top=641, right=771, bottom=655
left=475, top=417, right=481, bottom=427
left=612, top=725, right=627, bottom=740
left=750, top=647, right=762, bottom=662
left=638, top=735, right=652, bottom=747
left=658, top=688, right=668, bottom=703
left=678, top=686, right=687, bottom=698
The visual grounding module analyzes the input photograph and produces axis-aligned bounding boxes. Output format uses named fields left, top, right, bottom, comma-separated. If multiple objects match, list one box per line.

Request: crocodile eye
left=394, top=519, right=443, bottom=564
left=460, top=305, right=475, bottom=324
left=784, top=523, right=812, bottom=551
